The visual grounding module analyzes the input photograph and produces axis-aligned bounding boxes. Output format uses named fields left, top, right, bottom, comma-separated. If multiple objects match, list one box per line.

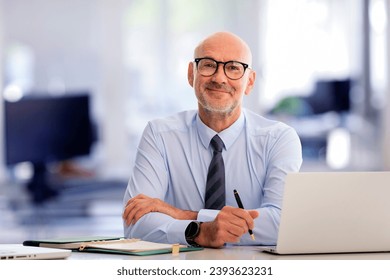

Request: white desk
left=67, top=246, right=390, bottom=260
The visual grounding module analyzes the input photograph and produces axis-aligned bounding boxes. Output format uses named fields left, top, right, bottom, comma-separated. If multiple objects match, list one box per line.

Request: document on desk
left=23, top=237, right=203, bottom=256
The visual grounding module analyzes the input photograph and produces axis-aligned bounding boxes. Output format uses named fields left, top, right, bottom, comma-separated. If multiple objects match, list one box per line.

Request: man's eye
left=227, top=64, right=243, bottom=72
left=227, top=65, right=240, bottom=71
left=203, top=63, right=216, bottom=68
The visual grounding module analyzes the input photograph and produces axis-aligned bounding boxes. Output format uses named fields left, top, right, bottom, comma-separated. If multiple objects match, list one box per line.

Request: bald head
left=194, top=32, right=253, bottom=66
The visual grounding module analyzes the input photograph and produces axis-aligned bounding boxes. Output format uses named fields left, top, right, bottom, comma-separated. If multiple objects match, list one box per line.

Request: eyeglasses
left=194, top=57, right=250, bottom=80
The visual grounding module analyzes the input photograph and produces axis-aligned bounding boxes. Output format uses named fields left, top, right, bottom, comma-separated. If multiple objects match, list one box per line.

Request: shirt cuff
left=165, top=210, right=220, bottom=245
left=166, top=219, right=193, bottom=245
left=197, top=209, right=219, bottom=222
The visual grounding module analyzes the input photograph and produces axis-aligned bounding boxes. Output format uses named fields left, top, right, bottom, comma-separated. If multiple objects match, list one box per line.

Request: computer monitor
left=306, top=79, right=352, bottom=115
left=4, top=92, right=94, bottom=203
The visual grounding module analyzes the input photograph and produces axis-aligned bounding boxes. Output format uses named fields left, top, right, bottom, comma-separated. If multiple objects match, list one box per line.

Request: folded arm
left=123, top=193, right=259, bottom=248
left=123, top=194, right=198, bottom=225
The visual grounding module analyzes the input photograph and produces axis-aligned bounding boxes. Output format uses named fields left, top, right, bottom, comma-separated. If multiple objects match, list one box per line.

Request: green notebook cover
left=23, top=236, right=121, bottom=249
left=81, top=246, right=203, bottom=256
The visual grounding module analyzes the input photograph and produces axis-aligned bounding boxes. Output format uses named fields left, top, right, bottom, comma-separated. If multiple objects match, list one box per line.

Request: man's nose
left=211, top=63, right=228, bottom=83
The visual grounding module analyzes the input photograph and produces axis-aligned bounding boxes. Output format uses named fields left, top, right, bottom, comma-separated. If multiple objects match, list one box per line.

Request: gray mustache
left=205, top=82, right=233, bottom=93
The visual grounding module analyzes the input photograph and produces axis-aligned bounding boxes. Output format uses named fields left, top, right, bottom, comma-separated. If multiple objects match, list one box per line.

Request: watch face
left=185, top=221, right=200, bottom=239
left=185, top=222, right=202, bottom=247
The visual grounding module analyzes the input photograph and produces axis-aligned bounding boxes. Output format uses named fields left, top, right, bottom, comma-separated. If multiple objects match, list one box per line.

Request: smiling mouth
left=206, top=87, right=230, bottom=94
left=208, top=88, right=225, bottom=93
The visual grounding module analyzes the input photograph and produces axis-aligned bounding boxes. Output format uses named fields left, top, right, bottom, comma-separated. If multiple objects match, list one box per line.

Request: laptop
left=0, top=244, right=71, bottom=260
left=262, top=172, right=390, bottom=254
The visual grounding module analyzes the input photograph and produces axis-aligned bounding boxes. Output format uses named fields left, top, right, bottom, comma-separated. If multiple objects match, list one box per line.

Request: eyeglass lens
left=197, top=58, right=246, bottom=80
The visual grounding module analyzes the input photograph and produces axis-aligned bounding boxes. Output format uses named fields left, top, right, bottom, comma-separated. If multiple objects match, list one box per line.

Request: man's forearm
left=174, top=209, right=198, bottom=220
left=123, top=194, right=199, bottom=225
left=124, top=212, right=193, bottom=244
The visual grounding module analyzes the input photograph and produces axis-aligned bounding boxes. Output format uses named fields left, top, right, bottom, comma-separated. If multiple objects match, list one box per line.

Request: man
left=122, top=31, right=302, bottom=248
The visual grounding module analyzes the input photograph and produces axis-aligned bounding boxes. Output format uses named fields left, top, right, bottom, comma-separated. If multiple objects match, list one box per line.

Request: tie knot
left=210, top=135, right=224, bottom=153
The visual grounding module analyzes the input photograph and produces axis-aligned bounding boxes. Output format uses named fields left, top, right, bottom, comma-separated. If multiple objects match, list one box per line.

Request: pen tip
left=250, top=234, right=255, bottom=241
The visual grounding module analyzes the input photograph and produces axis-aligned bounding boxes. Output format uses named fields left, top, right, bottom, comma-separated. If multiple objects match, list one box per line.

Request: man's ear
left=188, top=62, right=194, bottom=87
left=244, top=70, right=256, bottom=95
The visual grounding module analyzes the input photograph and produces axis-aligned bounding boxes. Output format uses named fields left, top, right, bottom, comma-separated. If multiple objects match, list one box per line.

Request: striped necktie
left=205, top=134, right=226, bottom=210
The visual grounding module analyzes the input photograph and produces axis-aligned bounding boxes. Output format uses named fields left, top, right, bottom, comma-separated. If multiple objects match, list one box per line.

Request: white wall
left=95, top=0, right=130, bottom=177
left=383, top=0, right=390, bottom=170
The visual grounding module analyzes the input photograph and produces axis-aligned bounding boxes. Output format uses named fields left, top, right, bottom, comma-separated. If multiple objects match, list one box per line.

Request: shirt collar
left=196, top=110, right=245, bottom=151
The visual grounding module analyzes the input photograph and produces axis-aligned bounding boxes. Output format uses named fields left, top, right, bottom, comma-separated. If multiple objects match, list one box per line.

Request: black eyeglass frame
left=194, top=57, right=251, bottom=80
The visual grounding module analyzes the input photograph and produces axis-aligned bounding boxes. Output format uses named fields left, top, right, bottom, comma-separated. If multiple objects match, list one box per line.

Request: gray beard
left=198, top=98, right=238, bottom=117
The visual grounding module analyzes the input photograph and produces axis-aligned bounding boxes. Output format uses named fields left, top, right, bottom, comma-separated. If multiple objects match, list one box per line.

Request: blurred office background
left=1, top=0, right=390, bottom=243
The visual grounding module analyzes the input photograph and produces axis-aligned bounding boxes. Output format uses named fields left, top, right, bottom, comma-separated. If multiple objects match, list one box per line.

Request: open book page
left=80, top=239, right=185, bottom=253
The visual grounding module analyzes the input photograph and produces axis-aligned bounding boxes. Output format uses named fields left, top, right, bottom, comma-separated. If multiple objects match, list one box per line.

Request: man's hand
left=195, top=206, right=259, bottom=248
left=123, top=194, right=198, bottom=225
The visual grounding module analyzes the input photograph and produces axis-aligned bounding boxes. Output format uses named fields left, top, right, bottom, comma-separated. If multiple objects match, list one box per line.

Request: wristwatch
left=185, top=221, right=202, bottom=247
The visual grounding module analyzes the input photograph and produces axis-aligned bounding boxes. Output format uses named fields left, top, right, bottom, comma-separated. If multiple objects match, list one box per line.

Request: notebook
left=23, top=236, right=203, bottom=256
left=261, top=172, right=390, bottom=255
left=0, top=244, right=71, bottom=260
